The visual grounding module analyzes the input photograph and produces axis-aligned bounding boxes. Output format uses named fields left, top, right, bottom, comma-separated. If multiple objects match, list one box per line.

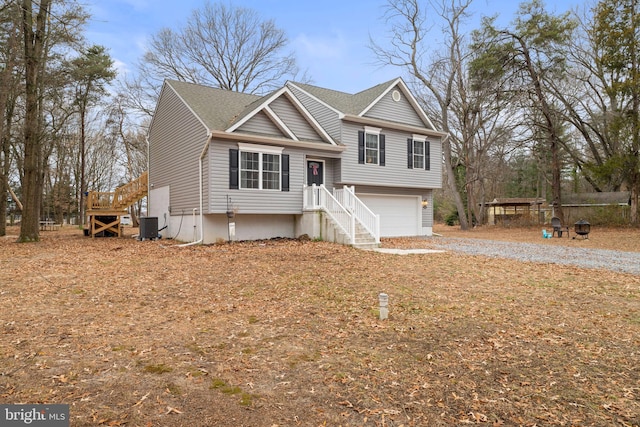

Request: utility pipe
left=179, top=131, right=214, bottom=247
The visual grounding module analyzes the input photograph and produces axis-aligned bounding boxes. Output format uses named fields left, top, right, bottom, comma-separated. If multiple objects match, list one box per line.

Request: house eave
left=336, top=181, right=442, bottom=190
left=340, top=114, right=447, bottom=138
left=209, top=130, right=346, bottom=152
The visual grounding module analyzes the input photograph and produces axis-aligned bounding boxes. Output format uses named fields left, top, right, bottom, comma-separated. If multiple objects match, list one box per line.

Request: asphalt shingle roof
left=166, top=80, right=262, bottom=131
left=166, top=77, right=404, bottom=132
left=289, top=78, right=398, bottom=115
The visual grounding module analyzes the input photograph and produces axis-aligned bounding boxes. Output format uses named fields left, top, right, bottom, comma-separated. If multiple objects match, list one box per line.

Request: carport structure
left=483, top=197, right=546, bottom=225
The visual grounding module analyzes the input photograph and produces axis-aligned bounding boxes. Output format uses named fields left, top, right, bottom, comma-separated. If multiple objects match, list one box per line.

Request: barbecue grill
left=574, top=219, right=590, bottom=239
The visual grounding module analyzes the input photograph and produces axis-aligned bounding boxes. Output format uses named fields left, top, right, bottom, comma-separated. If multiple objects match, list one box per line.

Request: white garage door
left=357, top=194, right=420, bottom=237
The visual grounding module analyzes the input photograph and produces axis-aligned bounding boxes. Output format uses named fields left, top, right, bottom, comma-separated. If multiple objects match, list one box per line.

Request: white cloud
left=112, top=58, right=130, bottom=76
left=293, top=32, right=348, bottom=61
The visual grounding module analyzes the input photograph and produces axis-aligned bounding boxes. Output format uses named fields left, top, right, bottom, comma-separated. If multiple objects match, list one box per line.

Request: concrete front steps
left=297, top=211, right=379, bottom=248
left=352, top=223, right=379, bottom=249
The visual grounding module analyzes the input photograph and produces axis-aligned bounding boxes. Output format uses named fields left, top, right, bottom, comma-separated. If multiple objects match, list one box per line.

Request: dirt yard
left=1, top=224, right=639, bottom=426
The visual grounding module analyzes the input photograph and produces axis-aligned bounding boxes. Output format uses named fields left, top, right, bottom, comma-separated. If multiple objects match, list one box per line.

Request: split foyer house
left=147, top=77, right=445, bottom=245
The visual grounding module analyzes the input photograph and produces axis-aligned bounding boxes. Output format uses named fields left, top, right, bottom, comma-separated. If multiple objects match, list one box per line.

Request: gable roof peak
left=287, top=77, right=405, bottom=116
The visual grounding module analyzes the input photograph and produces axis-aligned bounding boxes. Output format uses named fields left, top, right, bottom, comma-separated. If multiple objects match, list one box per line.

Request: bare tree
left=0, top=2, right=21, bottom=236
left=139, top=2, right=300, bottom=95
left=106, top=94, right=148, bottom=226
left=372, top=0, right=516, bottom=228
left=18, top=0, right=52, bottom=242
left=371, top=0, right=469, bottom=229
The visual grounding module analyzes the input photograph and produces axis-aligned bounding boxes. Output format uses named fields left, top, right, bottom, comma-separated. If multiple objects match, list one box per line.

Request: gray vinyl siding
left=338, top=122, right=442, bottom=189
left=148, top=85, right=208, bottom=214
left=364, top=91, right=425, bottom=128
left=423, top=190, right=433, bottom=227
left=237, top=111, right=284, bottom=137
left=269, top=96, right=321, bottom=141
left=323, top=158, right=338, bottom=191
left=355, top=185, right=428, bottom=196
left=288, top=85, right=342, bottom=142
left=207, top=140, right=306, bottom=214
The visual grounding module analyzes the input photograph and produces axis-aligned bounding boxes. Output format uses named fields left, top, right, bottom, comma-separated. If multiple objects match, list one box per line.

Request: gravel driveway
left=427, top=237, right=640, bottom=275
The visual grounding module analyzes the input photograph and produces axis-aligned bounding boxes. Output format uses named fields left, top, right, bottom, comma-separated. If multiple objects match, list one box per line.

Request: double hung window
left=230, top=143, right=288, bottom=191
left=413, top=140, right=425, bottom=169
left=365, top=133, right=379, bottom=165
left=358, top=127, right=386, bottom=166
left=407, top=135, right=430, bottom=170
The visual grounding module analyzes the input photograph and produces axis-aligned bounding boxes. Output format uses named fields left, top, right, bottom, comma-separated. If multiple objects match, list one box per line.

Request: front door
left=307, top=160, right=324, bottom=186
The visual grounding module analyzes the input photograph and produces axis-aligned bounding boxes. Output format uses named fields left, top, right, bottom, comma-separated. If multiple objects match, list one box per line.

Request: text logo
left=1, top=405, right=69, bottom=427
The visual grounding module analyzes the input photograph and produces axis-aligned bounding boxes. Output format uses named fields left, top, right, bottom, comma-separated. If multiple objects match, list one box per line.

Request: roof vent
left=392, top=90, right=401, bottom=102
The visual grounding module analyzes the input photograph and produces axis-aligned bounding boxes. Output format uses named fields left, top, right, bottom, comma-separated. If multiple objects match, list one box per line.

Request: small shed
left=484, top=197, right=546, bottom=225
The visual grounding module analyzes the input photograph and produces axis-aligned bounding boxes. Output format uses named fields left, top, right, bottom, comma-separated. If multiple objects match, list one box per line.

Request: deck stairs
left=303, top=184, right=380, bottom=248
left=85, top=171, right=148, bottom=237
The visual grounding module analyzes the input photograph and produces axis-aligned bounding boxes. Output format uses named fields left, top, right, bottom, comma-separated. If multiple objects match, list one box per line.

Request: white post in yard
left=379, top=293, right=389, bottom=320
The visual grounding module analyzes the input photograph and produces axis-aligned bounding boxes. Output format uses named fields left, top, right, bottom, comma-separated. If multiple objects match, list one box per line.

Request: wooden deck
left=85, top=172, right=148, bottom=237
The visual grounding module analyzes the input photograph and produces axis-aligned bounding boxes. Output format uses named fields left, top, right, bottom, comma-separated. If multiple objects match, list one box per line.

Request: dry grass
left=0, top=224, right=639, bottom=426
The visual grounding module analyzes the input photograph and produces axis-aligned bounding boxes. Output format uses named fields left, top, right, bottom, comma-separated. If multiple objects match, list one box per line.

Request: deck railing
left=87, top=171, right=148, bottom=211
left=113, top=171, right=148, bottom=210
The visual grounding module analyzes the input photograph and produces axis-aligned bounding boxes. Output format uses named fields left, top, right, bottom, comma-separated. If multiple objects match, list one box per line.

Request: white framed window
left=413, top=139, right=425, bottom=169
left=409, top=134, right=430, bottom=170
left=365, top=126, right=381, bottom=165
left=365, top=133, right=379, bottom=164
left=238, top=143, right=283, bottom=190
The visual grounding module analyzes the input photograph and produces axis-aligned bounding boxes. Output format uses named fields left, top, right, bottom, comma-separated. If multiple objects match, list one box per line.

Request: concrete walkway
left=363, top=248, right=446, bottom=255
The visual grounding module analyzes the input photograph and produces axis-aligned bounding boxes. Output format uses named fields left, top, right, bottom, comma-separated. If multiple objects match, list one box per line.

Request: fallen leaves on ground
left=0, top=225, right=638, bottom=426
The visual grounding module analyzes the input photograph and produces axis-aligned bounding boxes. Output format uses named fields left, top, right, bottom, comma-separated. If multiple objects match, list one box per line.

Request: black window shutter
left=281, top=154, right=290, bottom=192
left=229, top=149, right=239, bottom=189
left=379, top=134, right=386, bottom=166
left=425, top=141, right=431, bottom=171
left=358, top=130, right=365, bottom=164
left=407, top=138, right=413, bottom=169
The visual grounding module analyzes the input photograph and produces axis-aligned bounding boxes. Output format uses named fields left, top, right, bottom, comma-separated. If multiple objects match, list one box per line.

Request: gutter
left=340, top=114, right=448, bottom=139
left=208, top=130, right=346, bottom=152
left=179, top=131, right=214, bottom=247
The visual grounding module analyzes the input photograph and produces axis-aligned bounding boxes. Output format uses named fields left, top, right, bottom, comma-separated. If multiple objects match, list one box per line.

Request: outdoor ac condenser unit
left=138, top=216, right=158, bottom=240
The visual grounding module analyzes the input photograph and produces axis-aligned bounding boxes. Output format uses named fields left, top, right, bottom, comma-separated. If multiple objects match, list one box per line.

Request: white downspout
left=145, top=136, right=150, bottom=216
left=179, top=131, right=214, bottom=247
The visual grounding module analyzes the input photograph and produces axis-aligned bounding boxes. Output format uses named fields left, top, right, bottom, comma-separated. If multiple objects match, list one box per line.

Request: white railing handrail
left=336, top=186, right=380, bottom=244
left=304, top=184, right=354, bottom=242
left=304, top=184, right=380, bottom=244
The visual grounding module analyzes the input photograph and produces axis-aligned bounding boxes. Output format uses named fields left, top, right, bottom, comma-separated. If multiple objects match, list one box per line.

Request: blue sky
left=85, top=0, right=580, bottom=94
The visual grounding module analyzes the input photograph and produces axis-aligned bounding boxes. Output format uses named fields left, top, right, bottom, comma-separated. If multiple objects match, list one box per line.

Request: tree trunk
left=442, top=135, right=469, bottom=229
left=18, top=0, right=51, bottom=242
left=0, top=11, right=19, bottom=237
left=631, top=184, right=639, bottom=224
left=79, top=107, right=86, bottom=226
left=0, top=119, right=8, bottom=237
left=551, top=136, right=564, bottom=221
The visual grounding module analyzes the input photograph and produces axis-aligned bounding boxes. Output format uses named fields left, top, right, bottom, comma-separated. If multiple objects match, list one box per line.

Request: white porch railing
left=304, top=184, right=353, bottom=240
left=334, top=186, right=380, bottom=244
left=303, top=184, right=380, bottom=244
